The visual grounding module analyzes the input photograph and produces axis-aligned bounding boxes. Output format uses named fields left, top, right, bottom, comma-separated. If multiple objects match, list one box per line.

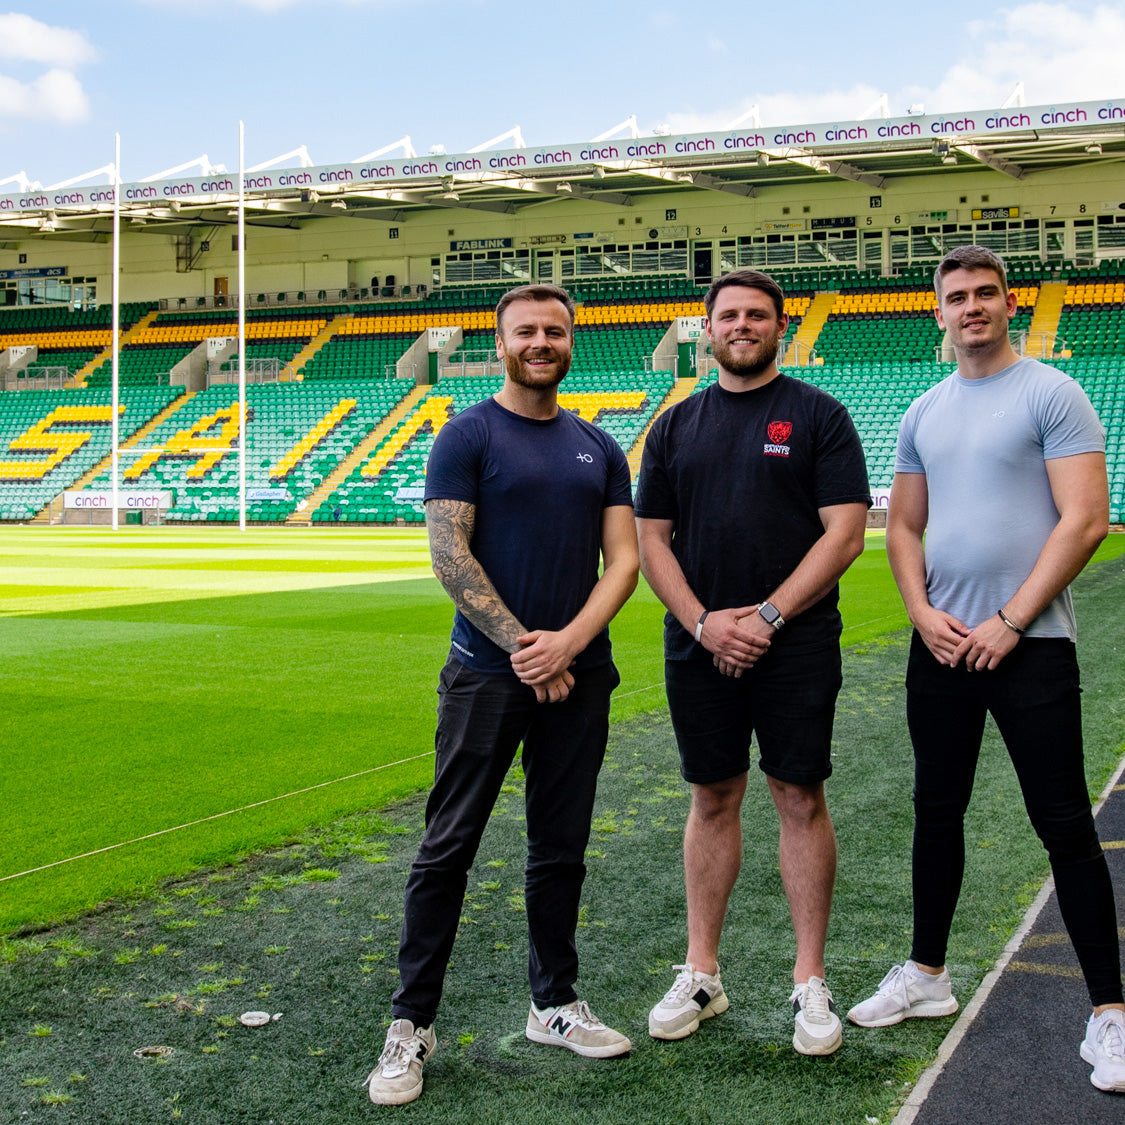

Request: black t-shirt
left=425, top=396, right=634, bottom=674
left=634, top=376, right=871, bottom=659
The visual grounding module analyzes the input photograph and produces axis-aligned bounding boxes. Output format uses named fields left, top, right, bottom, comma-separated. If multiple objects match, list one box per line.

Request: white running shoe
left=367, top=1019, right=436, bottom=1105
left=790, top=976, right=842, bottom=1056
left=1081, top=1008, right=1125, bottom=1093
left=846, top=961, right=959, bottom=1028
left=648, top=963, right=729, bottom=1040
left=526, top=999, right=632, bottom=1058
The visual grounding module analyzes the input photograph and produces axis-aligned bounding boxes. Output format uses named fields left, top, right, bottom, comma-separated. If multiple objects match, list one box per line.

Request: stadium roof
left=2, top=97, right=1123, bottom=243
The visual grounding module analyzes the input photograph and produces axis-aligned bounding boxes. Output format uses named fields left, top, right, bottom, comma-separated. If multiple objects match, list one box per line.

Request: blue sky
left=2, top=0, right=1123, bottom=188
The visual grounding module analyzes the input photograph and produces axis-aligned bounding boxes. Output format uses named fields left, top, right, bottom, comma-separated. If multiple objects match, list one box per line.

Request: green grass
left=0, top=550, right=1121, bottom=1124
left=2, top=529, right=1123, bottom=934
left=0, top=527, right=1123, bottom=1123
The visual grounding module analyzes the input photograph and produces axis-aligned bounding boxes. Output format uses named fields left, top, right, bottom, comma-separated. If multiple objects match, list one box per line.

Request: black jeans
left=906, top=632, right=1122, bottom=1006
left=391, top=656, right=619, bottom=1027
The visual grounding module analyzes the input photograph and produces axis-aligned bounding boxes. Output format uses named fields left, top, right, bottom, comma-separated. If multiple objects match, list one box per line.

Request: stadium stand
left=1, top=261, right=1122, bottom=525
left=76, top=379, right=415, bottom=522
left=0, top=386, right=181, bottom=520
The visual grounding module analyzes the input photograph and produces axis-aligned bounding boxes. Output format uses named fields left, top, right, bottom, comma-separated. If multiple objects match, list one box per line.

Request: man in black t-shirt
left=635, top=269, right=870, bottom=1057
left=367, top=284, right=639, bottom=1106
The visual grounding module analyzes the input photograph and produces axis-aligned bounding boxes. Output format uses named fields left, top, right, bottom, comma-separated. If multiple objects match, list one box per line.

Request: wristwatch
left=758, top=601, right=785, bottom=630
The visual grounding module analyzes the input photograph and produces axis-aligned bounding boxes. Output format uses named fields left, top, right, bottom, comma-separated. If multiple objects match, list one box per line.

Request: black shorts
left=665, top=646, right=842, bottom=786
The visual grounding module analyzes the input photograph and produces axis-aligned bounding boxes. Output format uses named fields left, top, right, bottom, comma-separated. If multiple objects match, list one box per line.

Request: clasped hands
left=915, top=607, right=1020, bottom=672
left=510, top=629, right=578, bottom=703
left=699, top=605, right=773, bottom=678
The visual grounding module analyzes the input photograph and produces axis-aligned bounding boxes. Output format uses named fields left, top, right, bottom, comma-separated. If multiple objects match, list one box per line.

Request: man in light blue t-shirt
left=847, top=245, right=1125, bottom=1094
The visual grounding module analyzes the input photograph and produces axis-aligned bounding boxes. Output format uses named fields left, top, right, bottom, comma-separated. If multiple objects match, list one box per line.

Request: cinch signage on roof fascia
left=3, top=98, right=1122, bottom=216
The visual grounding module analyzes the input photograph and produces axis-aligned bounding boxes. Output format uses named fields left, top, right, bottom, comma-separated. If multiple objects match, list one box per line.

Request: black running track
left=900, top=775, right=1125, bottom=1124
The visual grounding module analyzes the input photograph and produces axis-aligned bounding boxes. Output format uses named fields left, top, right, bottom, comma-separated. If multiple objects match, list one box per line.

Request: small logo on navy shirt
left=764, top=420, right=793, bottom=457
left=576, top=452, right=594, bottom=463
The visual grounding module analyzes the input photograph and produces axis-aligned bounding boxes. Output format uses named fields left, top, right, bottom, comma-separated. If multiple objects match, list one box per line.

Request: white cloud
left=0, top=13, right=94, bottom=125
left=0, top=68, right=91, bottom=124
left=911, top=3, right=1125, bottom=111
left=0, top=13, right=97, bottom=68
left=651, top=3, right=1125, bottom=133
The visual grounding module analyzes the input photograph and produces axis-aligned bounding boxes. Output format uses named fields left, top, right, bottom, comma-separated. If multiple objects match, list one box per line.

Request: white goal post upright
left=238, top=120, right=247, bottom=532
left=111, top=133, right=121, bottom=530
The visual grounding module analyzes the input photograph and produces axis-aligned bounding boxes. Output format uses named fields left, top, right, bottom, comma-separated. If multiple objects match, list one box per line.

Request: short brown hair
left=704, top=269, right=786, bottom=319
left=934, top=245, right=1008, bottom=300
left=494, top=284, right=576, bottom=334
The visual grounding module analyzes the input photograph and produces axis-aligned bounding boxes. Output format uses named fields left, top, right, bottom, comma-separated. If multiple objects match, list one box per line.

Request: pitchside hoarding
left=64, top=491, right=173, bottom=509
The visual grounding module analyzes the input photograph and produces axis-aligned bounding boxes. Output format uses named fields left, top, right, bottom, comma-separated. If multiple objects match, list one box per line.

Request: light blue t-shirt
left=896, top=357, right=1105, bottom=640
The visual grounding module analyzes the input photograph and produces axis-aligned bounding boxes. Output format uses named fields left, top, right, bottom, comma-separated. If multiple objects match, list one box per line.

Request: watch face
left=759, top=602, right=780, bottom=624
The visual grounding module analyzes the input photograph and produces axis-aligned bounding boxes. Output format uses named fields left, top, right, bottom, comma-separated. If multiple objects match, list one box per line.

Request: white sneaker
left=526, top=999, right=632, bottom=1058
left=367, top=1019, right=436, bottom=1105
left=1081, top=1008, right=1125, bottom=1093
left=846, top=961, right=959, bottom=1028
left=648, top=963, right=729, bottom=1040
left=790, top=976, right=842, bottom=1056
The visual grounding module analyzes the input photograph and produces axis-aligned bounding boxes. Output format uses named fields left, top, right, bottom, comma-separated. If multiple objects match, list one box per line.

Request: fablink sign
left=4, top=98, right=1123, bottom=216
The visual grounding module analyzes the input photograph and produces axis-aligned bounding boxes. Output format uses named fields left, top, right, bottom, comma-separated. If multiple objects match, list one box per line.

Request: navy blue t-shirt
left=425, top=396, right=634, bottom=674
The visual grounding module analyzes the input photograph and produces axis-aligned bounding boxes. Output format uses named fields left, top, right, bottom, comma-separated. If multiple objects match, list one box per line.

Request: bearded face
left=705, top=285, right=788, bottom=383
left=495, top=298, right=574, bottom=390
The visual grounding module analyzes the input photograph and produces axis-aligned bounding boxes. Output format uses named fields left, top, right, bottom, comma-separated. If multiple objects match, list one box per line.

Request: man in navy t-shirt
left=368, top=284, right=639, bottom=1106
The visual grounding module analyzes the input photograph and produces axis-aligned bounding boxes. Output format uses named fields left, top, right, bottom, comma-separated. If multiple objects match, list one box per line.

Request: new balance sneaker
left=790, top=976, right=842, bottom=1056
left=648, top=963, right=729, bottom=1040
left=367, top=1019, right=436, bottom=1105
left=526, top=999, right=632, bottom=1058
left=846, top=961, right=959, bottom=1028
left=1081, top=1008, right=1125, bottom=1093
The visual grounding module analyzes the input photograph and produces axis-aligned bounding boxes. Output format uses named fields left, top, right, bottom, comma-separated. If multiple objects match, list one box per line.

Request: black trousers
left=906, top=632, right=1122, bottom=1006
left=391, top=656, right=619, bottom=1027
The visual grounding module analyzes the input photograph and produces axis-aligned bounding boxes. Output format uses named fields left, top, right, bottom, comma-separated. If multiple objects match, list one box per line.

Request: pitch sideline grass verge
left=0, top=528, right=927, bottom=934
left=0, top=550, right=1121, bottom=1124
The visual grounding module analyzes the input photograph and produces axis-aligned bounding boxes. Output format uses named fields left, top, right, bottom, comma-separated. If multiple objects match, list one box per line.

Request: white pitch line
left=892, top=747, right=1125, bottom=1124
left=0, top=750, right=436, bottom=884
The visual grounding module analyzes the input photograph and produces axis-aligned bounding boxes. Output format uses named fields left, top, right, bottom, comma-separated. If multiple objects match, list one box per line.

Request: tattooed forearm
left=425, top=498, right=527, bottom=653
